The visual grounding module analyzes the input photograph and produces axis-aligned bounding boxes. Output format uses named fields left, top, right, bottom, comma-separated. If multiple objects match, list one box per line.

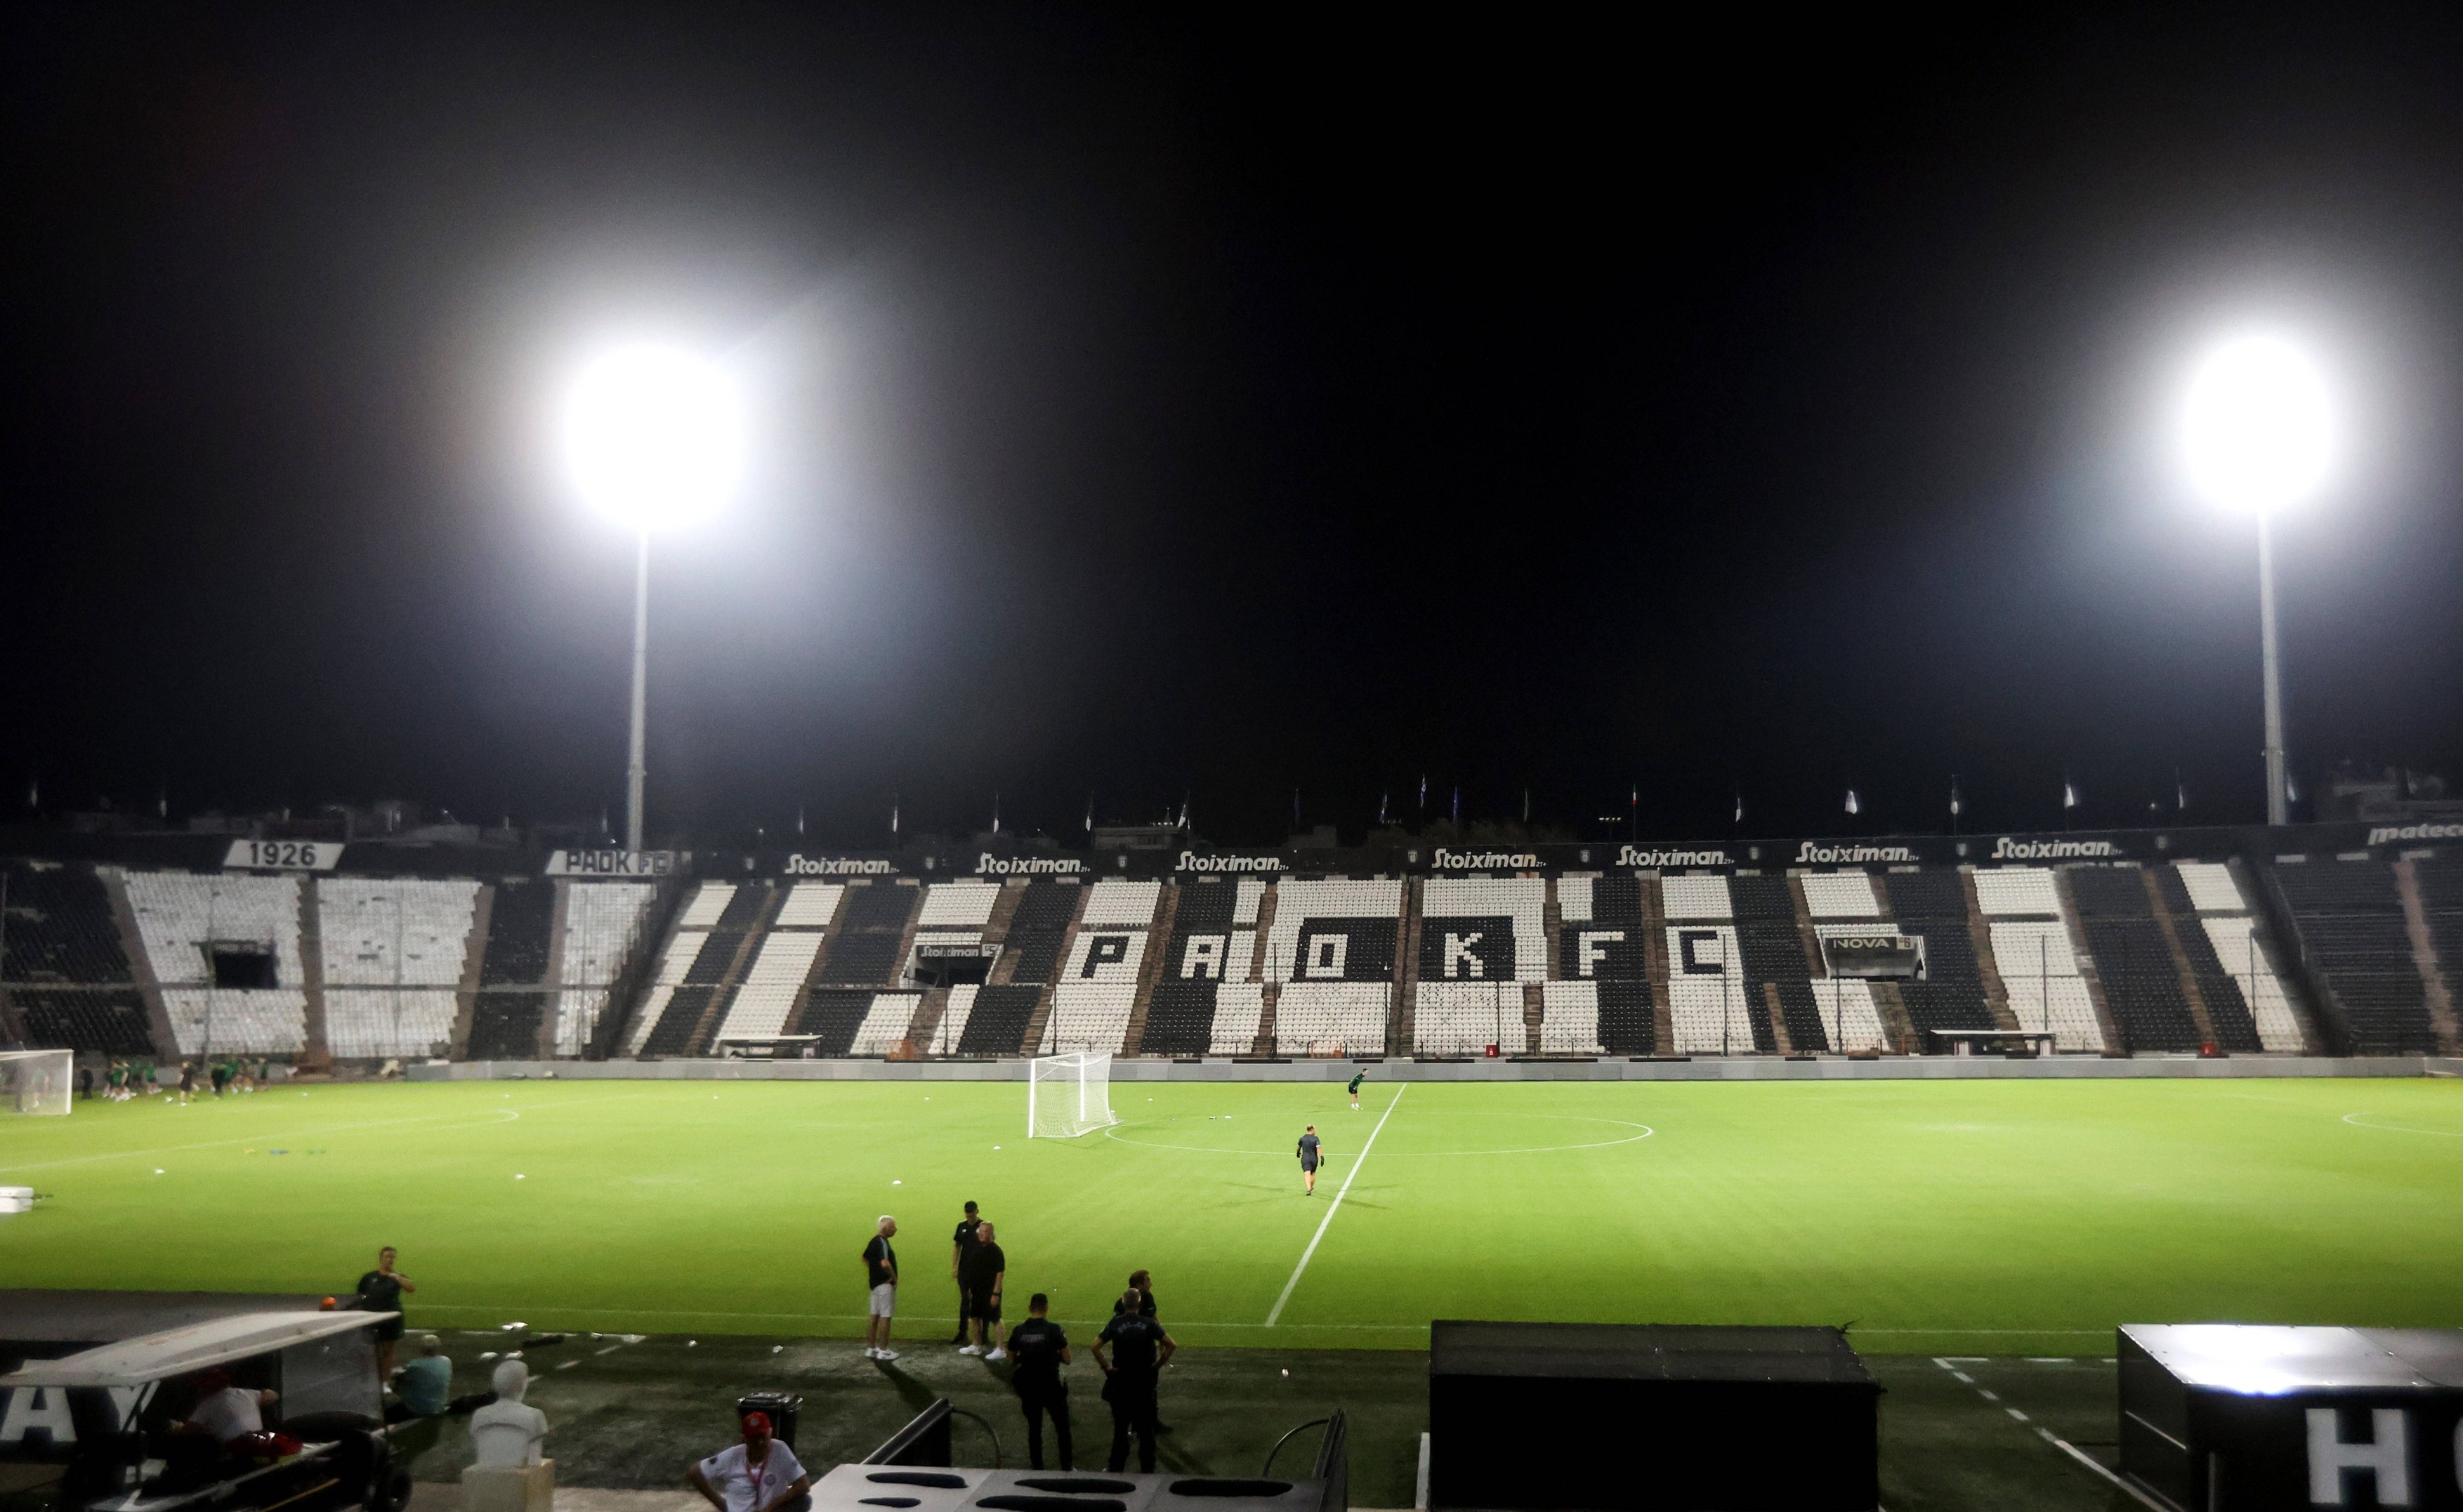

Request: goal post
left=1027, top=1051, right=1117, bottom=1139
left=0, top=1050, right=74, bottom=1116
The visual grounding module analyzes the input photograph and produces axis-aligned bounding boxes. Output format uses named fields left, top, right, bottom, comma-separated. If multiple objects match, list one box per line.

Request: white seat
left=1537, top=981, right=1602, bottom=1053
left=773, top=883, right=846, bottom=928
left=1974, top=867, right=2061, bottom=917
left=1273, top=982, right=1388, bottom=1056
left=1657, top=875, right=1732, bottom=921
left=2174, top=862, right=2248, bottom=914
left=1799, top=872, right=1881, bottom=919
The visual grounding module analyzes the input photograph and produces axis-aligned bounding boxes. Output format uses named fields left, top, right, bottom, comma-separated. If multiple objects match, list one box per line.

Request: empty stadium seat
left=1537, top=980, right=1603, bottom=1053
left=713, top=931, right=826, bottom=1044
left=1882, top=871, right=1995, bottom=1051
left=556, top=882, right=657, bottom=1054
left=957, top=984, right=1041, bottom=1056
left=124, top=872, right=308, bottom=1056
left=18, top=989, right=155, bottom=1056
left=2272, top=859, right=2436, bottom=1054
left=1974, top=867, right=2062, bottom=917
left=1733, top=875, right=1815, bottom=1051
left=1988, top=919, right=2106, bottom=1051
left=773, top=882, right=846, bottom=928
left=1273, top=982, right=1388, bottom=1056
left=318, top=879, right=482, bottom=1060
left=4, top=862, right=134, bottom=985
left=1421, top=877, right=1545, bottom=983
left=1799, top=872, right=1881, bottom=919
left=1265, top=879, right=1400, bottom=985
left=1412, top=980, right=1526, bottom=1055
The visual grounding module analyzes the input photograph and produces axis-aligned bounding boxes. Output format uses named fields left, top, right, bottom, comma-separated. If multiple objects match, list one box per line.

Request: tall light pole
left=561, top=344, right=748, bottom=853
left=2183, top=334, right=2334, bottom=827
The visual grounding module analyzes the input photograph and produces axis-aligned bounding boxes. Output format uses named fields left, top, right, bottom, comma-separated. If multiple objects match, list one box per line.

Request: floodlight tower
left=2182, top=334, right=2334, bottom=827
left=561, top=346, right=748, bottom=852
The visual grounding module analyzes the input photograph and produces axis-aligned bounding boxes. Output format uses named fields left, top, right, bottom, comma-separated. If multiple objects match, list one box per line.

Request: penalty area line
left=1265, top=1082, right=1407, bottom=1327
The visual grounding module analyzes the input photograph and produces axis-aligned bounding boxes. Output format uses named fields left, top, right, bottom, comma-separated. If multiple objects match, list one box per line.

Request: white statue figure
left=468, top=1360, right=549, bottom=1468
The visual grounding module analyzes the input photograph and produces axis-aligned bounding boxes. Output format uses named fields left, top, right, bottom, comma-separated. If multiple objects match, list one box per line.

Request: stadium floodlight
left=560, top=344, right=749, bottom=853
left=2182, top=334, right=2334, bottom=827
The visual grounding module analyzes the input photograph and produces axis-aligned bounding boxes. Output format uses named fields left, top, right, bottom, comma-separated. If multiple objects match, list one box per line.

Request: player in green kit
left=1347, top=1070, right=1364, bottom=1110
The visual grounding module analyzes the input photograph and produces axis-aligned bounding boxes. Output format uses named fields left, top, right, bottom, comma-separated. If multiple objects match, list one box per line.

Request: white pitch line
left=1265, top=1084, right=1407, bottom=1327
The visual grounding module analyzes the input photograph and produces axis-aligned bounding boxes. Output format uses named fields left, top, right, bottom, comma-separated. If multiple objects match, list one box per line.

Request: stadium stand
left=1044, top=879, right=1161, bottom=1053
left=783, top=986, right=919, bottom=1056
left=774, top=881, right=846, bottom=928
left=1978, top=867, right=2106, bottom=1051
left=713, top=931, right=826, bottom=1041
left=916, top=880, right=999, bottom=931
left=1414, top=877, right=1544, bottom=1054
left=624, top=922, right=717, bottom=1055
left=1142, top=878, right=1244, bottom=1056
left=2415, top=856, right=2463, bottom=1016
left=3, top=861, right=133, bottom=987
left=468, top=879, right=556, bottom=1060
left=2154, top=864, right=2275, bottom=1052
left=318, top=879, right=481, bottom=1060
left=2177, top=867, right=2305, bottom=1053
left=2271, top=857, right=2438, bottom=1053
left=849, top=990, right=923, bottom=1055
left=928, top=982, right=977, bottom=1054
left=2067, top=866, right=2203, bottom=1053
left=1268, top=879, right=1398, bottom=1056
left=1, top=862, right=157, bottom=1056
left=556, top=882, right=659, bottom=1055
left=1882, top=869, right=1997, bottom=1051
left=1657, top=875, right=1759, bottom=1054
left=817, top=881, right=920, bottom=985
left=1733, top=873, right=1818, bottom=1053
left=957, top=983, right=1042, bottom=1056
left=998, top=881, right=1081, bottom=987
left=1558, top=874, right=1650, bottom=1053
left=124, top=872, right=310, bottom=1056
left=17, top=990, right=155, bottom=1056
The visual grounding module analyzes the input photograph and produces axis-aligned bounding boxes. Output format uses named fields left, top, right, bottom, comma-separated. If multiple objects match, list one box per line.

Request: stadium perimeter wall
left=412, top=1054, right=2463, bottom=1084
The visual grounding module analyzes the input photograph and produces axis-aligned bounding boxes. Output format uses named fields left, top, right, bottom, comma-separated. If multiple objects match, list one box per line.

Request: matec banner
left=545, top=849, right=681, bottom=878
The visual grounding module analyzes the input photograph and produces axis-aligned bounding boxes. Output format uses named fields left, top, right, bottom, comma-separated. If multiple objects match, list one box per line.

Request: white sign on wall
left=222, top=840, right=344, bottom=872
left=545, top=849, right=679, bottom=878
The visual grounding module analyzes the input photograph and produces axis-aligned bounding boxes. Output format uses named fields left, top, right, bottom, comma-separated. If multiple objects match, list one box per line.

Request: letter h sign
left=2307, top=1407, right=2414, bottom=1507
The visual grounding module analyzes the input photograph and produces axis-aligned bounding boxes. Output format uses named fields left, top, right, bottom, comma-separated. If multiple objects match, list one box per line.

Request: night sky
left=8, top=5, right=2463, bottom=847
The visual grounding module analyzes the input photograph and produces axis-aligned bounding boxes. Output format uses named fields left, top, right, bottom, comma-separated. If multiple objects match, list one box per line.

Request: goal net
left=1027, top=1051, right=1117, bottom=1139
left=0, top=1050, right=74, bottom=1116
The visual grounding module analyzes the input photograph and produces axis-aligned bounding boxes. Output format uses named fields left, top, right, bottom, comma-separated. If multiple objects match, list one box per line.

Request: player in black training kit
left=1296, top=1126, right=1323, bottom=1195
left=950, top=1202, right=982, bottom=1346
left=1348, top=1070, right=1364, bottom=1110
left=1006, top=1294, right=1073, bottom=1469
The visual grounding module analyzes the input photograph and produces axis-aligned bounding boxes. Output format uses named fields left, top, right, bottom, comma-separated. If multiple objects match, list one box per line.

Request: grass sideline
left=3, top=1076, right=2459, bottom=1353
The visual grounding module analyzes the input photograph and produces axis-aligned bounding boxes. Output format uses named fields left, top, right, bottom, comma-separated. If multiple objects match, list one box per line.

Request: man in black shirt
left=1093, top=1289, right=1176, bottom=1472
left=948, top=1202, right=981, bottom=1346
left=1296, top=1126, right=1324, bottom=1195
left=1006, top=1294, right=1072, bottom=1470
left=961, top=1220, right=1007, bottom=1360
left=356, top=1245, right=416, bottom=1377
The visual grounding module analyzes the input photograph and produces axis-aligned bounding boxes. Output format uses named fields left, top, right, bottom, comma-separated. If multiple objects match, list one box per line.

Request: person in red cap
left=688, top=1411, right=811, bottom=1512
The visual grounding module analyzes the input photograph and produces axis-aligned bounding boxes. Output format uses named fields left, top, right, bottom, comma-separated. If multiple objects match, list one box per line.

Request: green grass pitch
left=4, top=1076, right=2459, bottom=1355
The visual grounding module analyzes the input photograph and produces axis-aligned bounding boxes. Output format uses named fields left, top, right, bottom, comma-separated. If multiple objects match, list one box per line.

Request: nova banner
left=1820, top=932, right=1926, bottom=980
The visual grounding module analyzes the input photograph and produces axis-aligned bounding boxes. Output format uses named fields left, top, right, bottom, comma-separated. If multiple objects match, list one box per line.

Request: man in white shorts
left=860, top=1215, right=900, bottom=1360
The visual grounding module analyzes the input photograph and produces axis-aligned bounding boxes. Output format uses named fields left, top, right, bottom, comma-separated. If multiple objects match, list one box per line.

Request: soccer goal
left=0, top=1050, right=74, bottom=1116
left=1027, top=1051, right=1119, bottom=1139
